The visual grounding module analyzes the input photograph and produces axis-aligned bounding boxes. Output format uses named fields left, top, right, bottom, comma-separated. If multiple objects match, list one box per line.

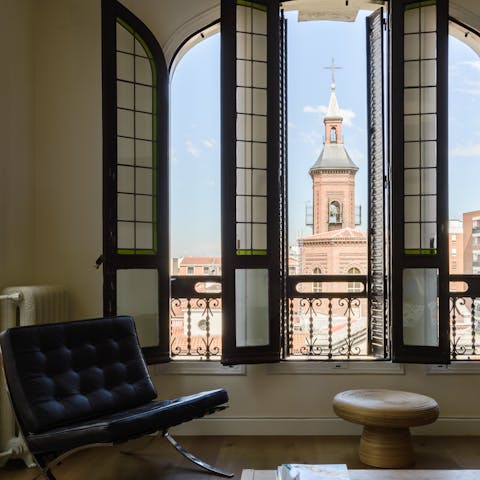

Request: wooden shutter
left=102, top=0, right=170, bottom=363
left=221, top=0, right=282, bottom=365
left=367, top=8, right=388, bottom=358
left=390, top=0, right=449, bottom=363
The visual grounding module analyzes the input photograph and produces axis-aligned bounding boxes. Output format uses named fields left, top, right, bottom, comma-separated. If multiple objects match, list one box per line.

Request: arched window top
left=330, top=126, right=337, bottom=142
left=329, top=200, right=342, bottom=224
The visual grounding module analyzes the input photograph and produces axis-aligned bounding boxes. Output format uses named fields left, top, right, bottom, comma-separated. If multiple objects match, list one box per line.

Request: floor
left=2, top=436, right=480, bottom=480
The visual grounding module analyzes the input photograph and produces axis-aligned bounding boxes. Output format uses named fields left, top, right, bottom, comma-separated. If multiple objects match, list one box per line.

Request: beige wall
left=2, top=0, right=480, bottom=436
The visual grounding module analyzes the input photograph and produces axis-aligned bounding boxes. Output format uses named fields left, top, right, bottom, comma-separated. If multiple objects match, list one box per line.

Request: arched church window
left=328, top=201, right=341, bottom=224
left=330, top=127, right=337, bottom=143
left=347, top=267, right=362, bottom=293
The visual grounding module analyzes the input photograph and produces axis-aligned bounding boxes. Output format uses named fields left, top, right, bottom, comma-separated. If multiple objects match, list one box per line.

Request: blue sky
left=170, top=10, right=480, bottom=258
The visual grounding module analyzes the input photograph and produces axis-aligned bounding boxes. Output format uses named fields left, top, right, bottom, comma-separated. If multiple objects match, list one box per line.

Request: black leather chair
left=0, top=316, right=232, bottom=479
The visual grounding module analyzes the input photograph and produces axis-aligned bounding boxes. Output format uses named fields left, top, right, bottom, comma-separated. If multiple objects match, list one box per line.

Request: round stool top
left=333, top=389, right=439, bottom=428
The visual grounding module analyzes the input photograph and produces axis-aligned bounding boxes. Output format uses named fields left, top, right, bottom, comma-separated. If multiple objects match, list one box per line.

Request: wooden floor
left=2, top=436, right=480, bottom=480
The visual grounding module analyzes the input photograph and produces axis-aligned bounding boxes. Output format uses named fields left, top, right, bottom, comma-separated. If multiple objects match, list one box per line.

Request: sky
left=170, top=9, right=480, bottom=259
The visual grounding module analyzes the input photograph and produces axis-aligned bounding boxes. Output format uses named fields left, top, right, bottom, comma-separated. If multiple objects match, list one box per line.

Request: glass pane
left=252, top=224, right=267, bottom=250
left=420, top=5, right=436, bottom=31
left=421, top=195, right=436, bottom=222
left=117, top=52, right=134, bottom=82
left=253, top=89, right=267, bottom=115
left=252, top=196, right=267, bottom=222
left=421, top=59, right=436, bottom=86
left=404, top=34, right=420, bottom=61
left=421, top=222, right=436, bottom=249
left=118, top=221, right=134, bottom=249
left=404, top=142, right=420, bottom=168
left=404, top=88, right=420, bottom=114
left=405, top=223, right=420, bottom=249
left=237, top=87, right=252, bottom=114
left=117, top=81, right=134, bottom=109
left=118, top=137, right=134, bottom=165
left=404, top=169, right=420, bottom=195
left=237, top=169, right=250, bottom=195
left=135, top=112, right=153, bottom=140
left=135, top=56, right=152, bottom=85
left=421, top=168, right=436, bottom=195
left=237, top=223, right=251, bottom=250
left=237, top=60, right=252, bottom=87
left=405, top=61, right=420, bottom=87
left=237, top=114, right=252, bottom=141
left=116, top=23, right=134, bottom=53
left=136, top=222, right=153, bottom=249
left=252, top=9, right=267, bottom=35
left=252, top=116, right=267, bottom=141
left=421, top=32, right=436, bottom=59
left=404, top=195, right=420, bottom=222
left=421, top=87, right=436, bottom=113
left=117, top=269, right=158, bottom=347
left=235, top=269, right=269, bottom=347
left=421, top=141, right=436, bottom=167
left=237, top=32, right=252, bottom=59
left=252, top=169, right=267, bottom=195
left=404, top=8, right=419, bottom=34
left=404, top=115, right=420, bottom=141
left=136, top=195, right=153, bottom=222
left=252, top=142, right=267, bottom=168
left=403, top=268, right=439, bottom=346
left=118, top=193, right=134, bottom=221
left=136, top=167, right=153, bottom=195
left=135, top=39, right=148, bottom=58
left=135, top=84, right=152, bottom=113
left=117, top=108, right=134, bottom=137
left=136, top=140, right=153, bottom=167
left=237, top=141, right=250, bottom=168
left=237, top=196, right=251, bottom=222
left=421, top=114, right=436, bottom=140
left=118, top=165, right=135, bottom=193
left=253, top=61, right=267, bottom=88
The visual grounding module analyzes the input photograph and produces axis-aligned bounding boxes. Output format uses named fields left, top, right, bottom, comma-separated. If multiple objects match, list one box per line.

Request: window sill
left=426, top=362, right=480, bottom=374
left=266, top=361, right=404, bottom=375
left=153, top=361, right=246, bottom=375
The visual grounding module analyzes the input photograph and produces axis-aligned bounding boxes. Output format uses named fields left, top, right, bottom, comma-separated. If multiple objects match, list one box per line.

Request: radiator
left=0, top=285, right=68, bottom=467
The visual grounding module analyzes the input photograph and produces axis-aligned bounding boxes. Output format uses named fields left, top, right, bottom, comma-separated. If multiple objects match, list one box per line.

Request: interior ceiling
left=282, top=0, right=386, bottom=22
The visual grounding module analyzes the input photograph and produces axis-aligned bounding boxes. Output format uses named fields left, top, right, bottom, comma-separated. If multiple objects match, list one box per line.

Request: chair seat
left=27, top=389, right=228, bottom=454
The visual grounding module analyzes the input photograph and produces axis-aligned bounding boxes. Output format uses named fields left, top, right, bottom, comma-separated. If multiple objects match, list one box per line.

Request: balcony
left=472, top=226, right=480, bottom=235
left=169, top=274, right=480, bottom=362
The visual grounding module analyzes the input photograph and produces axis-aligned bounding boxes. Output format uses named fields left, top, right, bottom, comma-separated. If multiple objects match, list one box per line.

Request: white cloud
left=202, top=138, right=217, bottom=149
left=450, top=144, right=480, bottom=157
left=185, top=140, right=200, bottom=158
left=303, top=104, right=356, bottom=127
left=464, top=60, right=480, bottom=72
left=300, top=130, right=322, bottom=145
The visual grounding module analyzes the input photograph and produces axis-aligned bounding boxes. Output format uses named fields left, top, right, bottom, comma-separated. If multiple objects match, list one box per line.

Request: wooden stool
left=333, top=389, right=439, bottom=468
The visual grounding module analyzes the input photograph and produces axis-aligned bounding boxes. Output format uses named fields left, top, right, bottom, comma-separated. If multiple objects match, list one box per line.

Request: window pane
left=117, top=269, right=159, bottom=347
left=403, top=268, right=439, bottom=346
left=235, top=269, right=269, bottom=346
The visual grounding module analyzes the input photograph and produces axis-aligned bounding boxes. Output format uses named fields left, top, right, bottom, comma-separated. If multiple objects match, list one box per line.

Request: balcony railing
left=169, top=274, right=480, bottom=362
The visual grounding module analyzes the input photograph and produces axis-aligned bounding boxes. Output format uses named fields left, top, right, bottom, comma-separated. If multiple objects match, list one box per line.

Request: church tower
left=309, top=62, right=358, bottom=234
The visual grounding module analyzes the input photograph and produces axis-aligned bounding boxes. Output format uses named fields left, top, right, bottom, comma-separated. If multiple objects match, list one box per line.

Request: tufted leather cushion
left=0, top=316, right=157, bottom=434
left=26, top=389, right=228, bottom=454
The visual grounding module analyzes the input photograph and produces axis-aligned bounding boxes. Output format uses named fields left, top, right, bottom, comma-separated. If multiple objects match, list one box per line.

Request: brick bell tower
left=309, top=60, right=358, bottom=234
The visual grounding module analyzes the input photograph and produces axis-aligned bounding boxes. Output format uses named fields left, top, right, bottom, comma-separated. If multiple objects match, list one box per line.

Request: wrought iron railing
left=169, top=274, right=480, bottom=362
left=286, top=275, right=369, bottom=360
left=449, top=274, right=480, bottom=360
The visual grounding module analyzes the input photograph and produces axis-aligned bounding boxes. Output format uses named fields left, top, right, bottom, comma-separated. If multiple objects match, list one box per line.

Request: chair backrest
left=0, top=316, right=157, bottom=434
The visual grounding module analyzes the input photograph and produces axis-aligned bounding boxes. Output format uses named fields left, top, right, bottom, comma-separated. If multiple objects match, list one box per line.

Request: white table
left=241, top=469, right=480, bottom=480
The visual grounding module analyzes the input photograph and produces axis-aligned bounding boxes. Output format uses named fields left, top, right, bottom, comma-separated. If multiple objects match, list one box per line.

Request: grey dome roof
left=310, top=143, right=358, bottom=172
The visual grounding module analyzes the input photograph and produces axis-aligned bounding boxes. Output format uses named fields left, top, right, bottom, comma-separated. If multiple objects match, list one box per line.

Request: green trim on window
left=118, top=248, right=156, bottom=255
left=237, top=0, right=268, bottom=12
left=236, top=249, right=268, bottom=256
left=405, top=0, right=436, bottom=11
left=404, top=248, right=438, bottom=255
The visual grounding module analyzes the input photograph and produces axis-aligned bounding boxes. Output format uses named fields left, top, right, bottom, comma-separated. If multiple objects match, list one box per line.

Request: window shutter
left=102, top=0, right=170, bottom=363
left=390, top=0, right=449, bottom=364
left=367, top=8, right=388, bottom=358
left=221, top=0, right=282, bottom=365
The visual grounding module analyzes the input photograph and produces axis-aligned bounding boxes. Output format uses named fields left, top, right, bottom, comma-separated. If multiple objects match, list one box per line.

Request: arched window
left=347, top=267, right=362, bottom=293
left=330, top=127, right=337, bottom=142
left=328, top=200, right=341, bottom=224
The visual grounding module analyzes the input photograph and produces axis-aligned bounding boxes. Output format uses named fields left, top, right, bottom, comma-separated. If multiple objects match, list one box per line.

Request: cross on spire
left=324, top=58, right=342, bottom=89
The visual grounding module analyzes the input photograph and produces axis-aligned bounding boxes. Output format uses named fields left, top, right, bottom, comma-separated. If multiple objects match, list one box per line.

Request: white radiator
left=0, top=285, right=68, bottom=467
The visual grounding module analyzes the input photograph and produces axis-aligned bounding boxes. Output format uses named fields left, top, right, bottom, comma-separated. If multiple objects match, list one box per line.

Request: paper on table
left=277, top=464, right=349, bottom=480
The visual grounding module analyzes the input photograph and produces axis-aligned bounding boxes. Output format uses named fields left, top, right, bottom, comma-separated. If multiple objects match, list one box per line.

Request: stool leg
left=359, top=425, right=415, bottom=468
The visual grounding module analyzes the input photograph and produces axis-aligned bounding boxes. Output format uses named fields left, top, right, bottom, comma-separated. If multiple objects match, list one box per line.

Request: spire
left=323, top=58, right=343, bottom=120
